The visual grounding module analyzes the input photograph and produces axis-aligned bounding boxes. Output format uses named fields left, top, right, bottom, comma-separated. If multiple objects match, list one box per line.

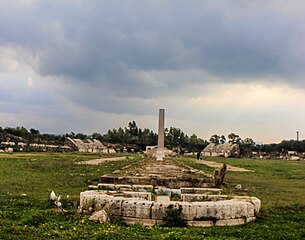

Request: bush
left=163, top=205, right=187, bottom=227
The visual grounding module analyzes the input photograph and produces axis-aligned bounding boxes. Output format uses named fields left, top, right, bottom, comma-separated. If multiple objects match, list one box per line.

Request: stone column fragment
left=157, top=109, right=165, bottom=161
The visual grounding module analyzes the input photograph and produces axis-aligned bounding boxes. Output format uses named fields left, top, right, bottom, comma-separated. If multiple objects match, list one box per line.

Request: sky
left=1, top=0, right=305, bottom=143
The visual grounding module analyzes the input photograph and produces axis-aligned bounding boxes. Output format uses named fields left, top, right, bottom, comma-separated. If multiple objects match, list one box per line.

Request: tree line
left=65, top=121, right=208, bottom=152
left=0, top=122, right=207, bottom=152
left=0, top=126, right=63, bottom=144
left=0, top=124, right=304, bottom=153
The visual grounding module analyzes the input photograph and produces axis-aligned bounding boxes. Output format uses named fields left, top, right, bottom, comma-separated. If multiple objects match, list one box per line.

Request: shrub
left=163, top=204, right=187, bottom=227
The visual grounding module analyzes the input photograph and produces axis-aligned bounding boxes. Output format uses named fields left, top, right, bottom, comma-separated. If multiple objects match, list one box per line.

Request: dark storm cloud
left=1, top=0, right=305, bottom=95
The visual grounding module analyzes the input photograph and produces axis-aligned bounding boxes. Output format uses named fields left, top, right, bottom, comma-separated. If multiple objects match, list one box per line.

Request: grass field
left=0, top=153, right=305, bottom=239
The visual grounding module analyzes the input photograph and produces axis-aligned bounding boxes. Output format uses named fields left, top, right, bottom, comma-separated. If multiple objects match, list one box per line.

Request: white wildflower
left=50, top=191, right=57, bottom=201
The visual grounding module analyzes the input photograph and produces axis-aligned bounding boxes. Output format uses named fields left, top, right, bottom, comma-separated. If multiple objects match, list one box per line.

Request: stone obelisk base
left=156, top=148, right=164, bottom=161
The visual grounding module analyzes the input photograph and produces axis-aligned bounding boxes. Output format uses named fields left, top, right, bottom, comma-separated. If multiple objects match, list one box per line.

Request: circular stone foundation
left=80, top=185, right=261, bottom=227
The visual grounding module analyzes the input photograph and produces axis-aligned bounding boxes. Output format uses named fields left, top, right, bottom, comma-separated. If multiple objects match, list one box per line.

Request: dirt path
left=196, top=160, right=254, bottom=172
left=78, top=157, right=126, bottom=165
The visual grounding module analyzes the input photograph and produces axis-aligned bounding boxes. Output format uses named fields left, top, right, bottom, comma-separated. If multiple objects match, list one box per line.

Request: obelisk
left=156, top=109, right=165, bottom=161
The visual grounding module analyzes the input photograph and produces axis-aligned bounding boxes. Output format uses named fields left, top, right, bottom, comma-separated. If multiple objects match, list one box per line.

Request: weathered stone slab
left=188, top=220, right=214, bottom=227
left=206, top=195, right=229, bottom=201
left=135, top=201, right=153, bottom=219
left=178, top=202, right=197, bottom=220
left=230, top=201, right=239, bottom=219
left=114, top=184, right=132, bottom=190
left=97, top=183, right=116, bottom=190
left=119, top=187, right=133, bottom=192
left=192, top=202, right=217, bottom=219
left=194, top=187, right=222, bottom=194
left=156, top=148, right=164, bottom=161
left=192, top=202, right=208, bottom=219
left=94, top=196, right=109, bottom=211
left=246, top=202, right=255, bottom=217
left=215, top=218, right=245, bottom=226
left=88, top=185, right=99, bottom=190
left=246, top=216, right=256, bottom=223
left=121, top=200, right=138, bottom=218
left=151, top=202, right=179, bottom=220
left=182, top=194, right=208, bottom=202
left=232, top=196, right=252, bottom=201
left=121, top=217, right=156, bottom=226
left=214, top=201, right=232, bottom=220
left=231, top=201, right=248, bottom=219
left=206, top=202, right=217, bottom=218
left=156, top=219, right=165, bottom=225
left=180, top=188, right=222, bottom=194
left=80, top=191, right=92, bottom=207
left=103, top=196, right=126, bottom=216
left=122, top=191, right=152, bottom=201
left=232, top=197, right=260, bottom=217
left=170, top=188, right=182, bottom=196
left=89, top=210, right=109, bottom=223
left=132, top=185, right=154, bottom=192
left=251, top=197, right=261, bottom=215
left=155, top=195, right=171, bottom=203
left=121, top=199, right=153, bottom=219
left=80, top=191, right=108, bottom=210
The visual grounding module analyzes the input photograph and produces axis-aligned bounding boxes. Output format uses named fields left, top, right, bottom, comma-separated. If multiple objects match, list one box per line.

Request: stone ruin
left=79, top=109, right=261, bottom=227
left=80, top=158, right=261, bottom=227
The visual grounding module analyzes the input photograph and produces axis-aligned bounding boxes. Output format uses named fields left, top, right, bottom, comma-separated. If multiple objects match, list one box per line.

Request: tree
left=209, top=134, right=220, bottom=144
left=91, top=132, right=103, bottom=141
left=228, top=133, right=241, bottom=144
left=30, top=128, right=40, bottom=135
left=165, top=127, right=187, bottom=149
left=240, top=137, right=256, bottom=156
left=75, top=133, right=88, bottom=140
left=188, top=134, right=204, bottom=152
left=128, top=121, right=138, bottom=136
left=5, top=126, right=29, bottom=138
left=139, top=128, right=157, bottom=149
left=65, top=132, right=75, bottom=138
left=243, top=138, right=255, bottom=146
left=103, top=129, right=117, bottom=143
left=220, top=135, right=226, bottom=144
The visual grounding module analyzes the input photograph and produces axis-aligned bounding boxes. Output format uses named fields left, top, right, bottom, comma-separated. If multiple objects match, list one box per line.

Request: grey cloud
left=0, top=86, right=55, bottom=108
left=55, top=82, right=158, bottom=115
left=1, top=0, right=305, bottom=96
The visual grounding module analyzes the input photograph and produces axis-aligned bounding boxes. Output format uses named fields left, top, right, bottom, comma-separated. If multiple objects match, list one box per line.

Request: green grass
left=186, top=157, right=305, bottom=207
left=1, top=153, right=305, bottom=239
left=0, top=152, right=140, bottom=200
